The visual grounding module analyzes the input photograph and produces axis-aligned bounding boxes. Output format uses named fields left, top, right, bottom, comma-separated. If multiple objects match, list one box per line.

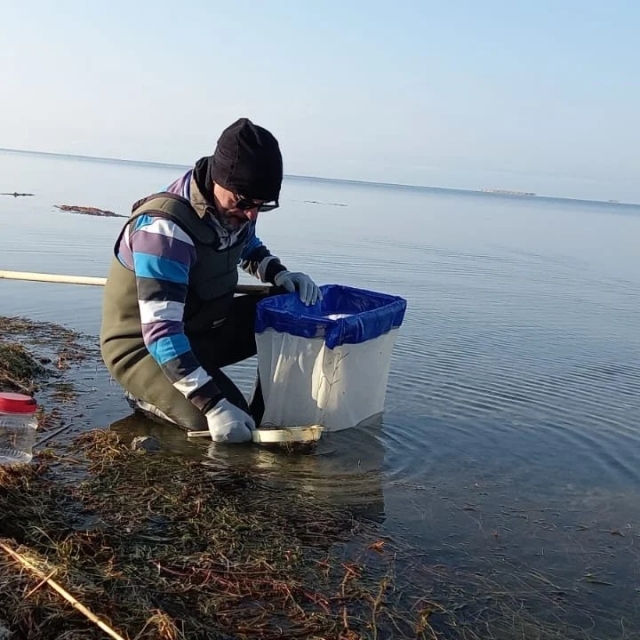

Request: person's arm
left=239, top=222, right=288, bottom=283
left=239, top=221, right=323, bottom=305
left=126, top=214, right=223, bottom=413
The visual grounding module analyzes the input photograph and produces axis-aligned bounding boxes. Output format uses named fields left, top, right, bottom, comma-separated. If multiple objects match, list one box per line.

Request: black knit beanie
left=209, top=117, right=283, bottom=202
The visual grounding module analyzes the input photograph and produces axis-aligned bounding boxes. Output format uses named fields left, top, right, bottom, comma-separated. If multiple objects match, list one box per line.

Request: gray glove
left=205, top=399, right=255, bottom=443
left=274, top=270, right=322, bottom=305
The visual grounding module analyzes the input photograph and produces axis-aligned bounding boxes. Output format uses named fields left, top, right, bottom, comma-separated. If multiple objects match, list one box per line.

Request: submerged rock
left=130, top=435, right=162, bottom=453
left=54, top=204, right=125, bottom=218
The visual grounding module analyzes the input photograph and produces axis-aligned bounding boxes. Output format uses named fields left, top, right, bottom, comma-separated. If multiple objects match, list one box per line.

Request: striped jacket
left=114, top=169, right=287, bottom=411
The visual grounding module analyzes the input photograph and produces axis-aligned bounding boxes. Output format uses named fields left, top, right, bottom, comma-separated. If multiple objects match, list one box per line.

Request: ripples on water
left=2, top=151, right=640, bottom=636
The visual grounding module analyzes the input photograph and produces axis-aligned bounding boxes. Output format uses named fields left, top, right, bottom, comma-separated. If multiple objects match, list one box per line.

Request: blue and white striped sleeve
left=240, top=222, right=288, bottom=283
left=125, top=214, right=223, bottom=412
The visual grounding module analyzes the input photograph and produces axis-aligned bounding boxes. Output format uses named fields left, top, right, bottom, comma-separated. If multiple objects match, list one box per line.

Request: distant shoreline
left=0, top=146, right=638, bottom=209
left=481, top=188, right=537, bottom=197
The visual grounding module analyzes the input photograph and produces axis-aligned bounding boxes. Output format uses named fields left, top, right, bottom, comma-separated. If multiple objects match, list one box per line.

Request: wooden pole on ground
left=0, top=541, right=127, bottom=640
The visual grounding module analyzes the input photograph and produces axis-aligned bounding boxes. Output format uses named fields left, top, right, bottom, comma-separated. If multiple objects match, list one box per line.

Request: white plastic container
left=255, top=284, right=407, bottom=432
left=0, top=392, right=39, bottom=465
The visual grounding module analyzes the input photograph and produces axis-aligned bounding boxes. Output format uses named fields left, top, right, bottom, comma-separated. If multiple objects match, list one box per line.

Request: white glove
left=274, top=271, right=323, bottom=305
left=205, top=399, right=255, bottom=443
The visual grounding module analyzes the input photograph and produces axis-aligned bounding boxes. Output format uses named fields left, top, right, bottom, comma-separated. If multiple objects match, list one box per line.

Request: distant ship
left=481, top=188, right=536, bottom=197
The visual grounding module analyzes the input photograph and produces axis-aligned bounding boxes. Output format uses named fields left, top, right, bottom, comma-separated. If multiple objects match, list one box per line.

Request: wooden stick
left=35, top=422, right=73, bottom=448
left=0, top=541, right=128, bottom=640
left=0, top=270, right=106, bottom=286
left=0, top=269, right=272, bottom=295
left=23, top=569, right=57, bottom=600
left=235, top=283, right=273, bottom=295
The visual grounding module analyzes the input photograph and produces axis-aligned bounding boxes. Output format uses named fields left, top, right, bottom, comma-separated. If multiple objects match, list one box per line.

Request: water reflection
left=109, top=411, right=387, bottom=524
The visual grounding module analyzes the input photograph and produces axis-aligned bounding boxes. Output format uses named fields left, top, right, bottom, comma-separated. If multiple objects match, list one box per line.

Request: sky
left=2, top=0, right=639, bottom=201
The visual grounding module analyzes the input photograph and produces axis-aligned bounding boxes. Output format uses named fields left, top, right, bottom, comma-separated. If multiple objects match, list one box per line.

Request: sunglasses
left=234, top=195, right=279, bottom=212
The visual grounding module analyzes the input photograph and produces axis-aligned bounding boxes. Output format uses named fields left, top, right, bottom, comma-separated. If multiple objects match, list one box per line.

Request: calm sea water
left=1, top=149, right=640, bottom=636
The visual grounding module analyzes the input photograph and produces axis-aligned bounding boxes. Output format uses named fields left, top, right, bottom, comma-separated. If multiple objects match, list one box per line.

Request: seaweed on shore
left=0, top=315, right=624, bottom=639
left=0, top=428, right=606, bottom=640
left=0, top=432, right=428, bottom=639
left=0, top=343, right=46, bottom=394
left=0, top=315, right=95, bottom=432
left=0, top=314, right=92, bottom=380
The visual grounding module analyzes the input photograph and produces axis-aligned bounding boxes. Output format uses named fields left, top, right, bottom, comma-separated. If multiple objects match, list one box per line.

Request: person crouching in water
left=100, top=118, right=321, bottom=443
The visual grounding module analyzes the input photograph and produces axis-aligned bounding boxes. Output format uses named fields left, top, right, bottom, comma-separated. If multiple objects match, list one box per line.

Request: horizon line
left=0, top=146, right=638, bottom=208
